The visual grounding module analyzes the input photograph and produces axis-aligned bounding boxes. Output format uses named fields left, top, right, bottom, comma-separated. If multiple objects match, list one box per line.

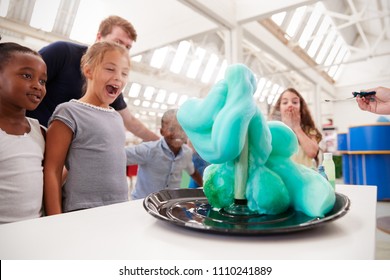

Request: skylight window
left=142, top=101, right=150, bottom=108
left=271, top=84, right=280, bottom=96
left=307, top=17, right=331, bottom=57
left=129, top=83, right=141, bottom=98
left=150, top=46, right=169, bottom=69
left=269, top=1, right=350, bottom=83
left=324, top=37, right=343, bottom=67
left=167, top=92, right=178, bottom=105
left=259, top=80, right=272, bottom=102
left=143, top=86, right=155, bottom=100
left=170, top=40, right=191, bottom=74
left=286, top=6, right=307, bottom=39
left=0, top=0, right=9, bottom=17
left=30, top=0, right=61, bottom=32
left=132, top=55, right=142, bottom=62
left=267, top=95, right=275, bottom=105
left=152, top=102, right=160, bottom=109
left=298, top=2, right=324, bottom=49
left=266, top=84, right=281, bottom=105
left=70, top=0, right=105, bottom=44
left=155, top=89, right=167, bottom=103
left=178, top=95, right=189, bottom=106
left=328, top=47, right=350, bottom=79
left=201, top=54, right=219, bottom=83
left=272, top=94, right=281, bottom=106
left=271, top=11, right=286, bottom=26
left=315, top=29, right=336, bottom=64
left=186, top=47, right=206, bottom=79
left=254, top=77, right=266, bottom=98
left=215, top=59, right=228, bottom=82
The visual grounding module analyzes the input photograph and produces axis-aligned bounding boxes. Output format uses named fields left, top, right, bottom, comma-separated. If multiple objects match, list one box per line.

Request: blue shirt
left=188, top=152, right=209, bottom=188
left=126, top=138, right=195, bottom=199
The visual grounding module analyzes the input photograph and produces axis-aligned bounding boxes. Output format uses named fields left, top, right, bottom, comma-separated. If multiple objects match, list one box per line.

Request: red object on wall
left=127, top=165, right=138, bottom=177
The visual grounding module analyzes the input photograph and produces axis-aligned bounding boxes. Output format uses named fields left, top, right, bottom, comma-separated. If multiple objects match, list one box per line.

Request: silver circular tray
left=143, top=188, right=350, bottom=235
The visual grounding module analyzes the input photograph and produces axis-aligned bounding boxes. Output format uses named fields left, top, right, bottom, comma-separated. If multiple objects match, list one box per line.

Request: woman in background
left=269, top=88, right=322, bottom=167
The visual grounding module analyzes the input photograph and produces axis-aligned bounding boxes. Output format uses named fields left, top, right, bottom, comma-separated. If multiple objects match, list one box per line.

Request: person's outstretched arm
left=356, top=86, right=390, bottom=115
left=118, top=108, right=159, bottom=141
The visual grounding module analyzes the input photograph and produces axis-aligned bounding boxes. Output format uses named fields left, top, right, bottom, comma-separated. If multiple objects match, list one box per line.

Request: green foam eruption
left=177, top=64, right=335, bottom=217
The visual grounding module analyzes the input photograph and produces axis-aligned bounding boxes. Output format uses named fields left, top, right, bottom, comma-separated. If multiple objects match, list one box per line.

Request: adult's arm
left=118, top=108, right=159, bottom=141
left=356, top=86, right=390, bottom=115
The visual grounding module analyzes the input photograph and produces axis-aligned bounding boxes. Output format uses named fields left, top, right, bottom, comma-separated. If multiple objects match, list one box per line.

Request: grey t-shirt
left=49, top=100, right=128, bottom=212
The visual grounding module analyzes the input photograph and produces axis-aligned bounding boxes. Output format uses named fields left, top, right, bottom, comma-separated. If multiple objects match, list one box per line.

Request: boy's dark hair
left=0, top=42, right=40, bottom=71
left=161, top=109, right=178, bottom=127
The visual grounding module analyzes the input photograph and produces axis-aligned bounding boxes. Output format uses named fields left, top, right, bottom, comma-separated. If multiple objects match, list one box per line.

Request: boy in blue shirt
left=126, top=109, right=203, bottom=199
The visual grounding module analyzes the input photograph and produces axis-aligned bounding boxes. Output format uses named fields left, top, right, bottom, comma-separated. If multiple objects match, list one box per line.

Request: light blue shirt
left=126, top=138, right=194, bottom=199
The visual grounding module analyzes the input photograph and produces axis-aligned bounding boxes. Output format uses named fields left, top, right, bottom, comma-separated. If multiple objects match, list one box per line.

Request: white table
left=0, top=185, right=377, bottom=260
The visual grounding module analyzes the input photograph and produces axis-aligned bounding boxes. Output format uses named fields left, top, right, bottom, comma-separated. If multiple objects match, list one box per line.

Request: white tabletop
left=0, top=185, right=377, bottom=260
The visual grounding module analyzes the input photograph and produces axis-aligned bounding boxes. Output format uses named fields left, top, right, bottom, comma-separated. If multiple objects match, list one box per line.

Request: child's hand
left=282, top=107, right=301, bottom=129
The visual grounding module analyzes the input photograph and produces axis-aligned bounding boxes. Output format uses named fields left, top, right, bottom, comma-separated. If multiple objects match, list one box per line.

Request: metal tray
left=143, top=188, right=350, bottom=235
